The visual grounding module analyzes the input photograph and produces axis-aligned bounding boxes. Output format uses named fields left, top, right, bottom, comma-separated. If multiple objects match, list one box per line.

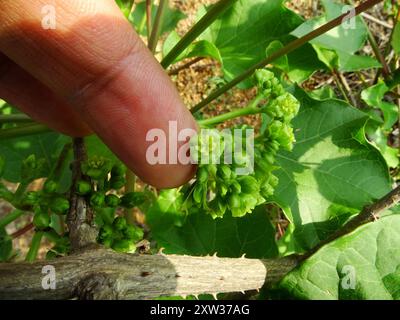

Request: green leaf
left=365, top=122, right=399, bottom=168
left=0, top=228, right=12, bottom=262
left=163, top=31, right=222, bottom=64
left=200, top=0, right=320, bottom=87
left=0, top=133, right=69, bottom=182
left=291, top=0, right=378, bottom=72
left=279, top=215, right=400, bottom=300
left=292, top=0, right=367, bottom=53
left=309, top=86, right=337, bottom=100
left=272, top=87, right=391, bottom=251
left=361, top=82, right=398, bottom=131
left=265, top=37, right=324, bottom=83
left=337, top=51, right=381, bottom=72
left=148, top=205, right=278, bottom=258
left=147, top=189, right=186, bottom=230
left=392, top=22, right=400, bottom=54
left=115, top=0, right=134, bottom=18
left=266, top=41, right=289, bottom=72
left=130, top=1, right=186, bottom=37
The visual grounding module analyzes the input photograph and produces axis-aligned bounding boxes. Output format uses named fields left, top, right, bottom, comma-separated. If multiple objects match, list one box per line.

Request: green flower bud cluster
left=77, top=159, right=147, bottom=251
left=21, top=154, right=47, bottom=183
left=179, top=69, right=299, bottom=219
left=82, top=156, right=113, bottom=181
left=97, top=217, right=144, bottom=253
left=182, top=129, right=265, bottom=219
left=78, top=158, right=147, bottom=209
left=19, top=179, right=70, bottom=231
left=255, top=69, right=286, bottom=99
left=81, top=159, right=127, bottom=193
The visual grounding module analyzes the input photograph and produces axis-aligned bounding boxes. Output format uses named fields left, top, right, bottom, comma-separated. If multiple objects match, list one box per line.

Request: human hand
left=0, top=0, right=198, bottom=188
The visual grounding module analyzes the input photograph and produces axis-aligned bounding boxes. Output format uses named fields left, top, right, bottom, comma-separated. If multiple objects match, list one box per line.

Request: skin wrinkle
left=0, top=55, right=91, bottom=136
left=68, top=33, right=143, bottom=110
left=0, top=0, right=198, bottom=188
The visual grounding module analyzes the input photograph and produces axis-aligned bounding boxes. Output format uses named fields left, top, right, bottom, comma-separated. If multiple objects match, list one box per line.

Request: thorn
left=256, top=288, right=260, bottom=293
left=158, top=247, right=166, bottom=255
left=241, top=290, right=246, bottom=295
left=213, top=252, right=218, bottom=258
left=193, top=294, right=199, bottom=300
left=212, top=293, right=218, bottom=300
left=241, top=253, right=246, bottom=259
left=181, top=295, right=187, bottom=300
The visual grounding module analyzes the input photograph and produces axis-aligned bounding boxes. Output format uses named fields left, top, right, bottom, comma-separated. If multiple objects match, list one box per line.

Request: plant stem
left=0, top=124, right=50, bottom=140
left=148, top=0, right=168, bottom=53
left=346, top=0, right=391, bottom=79
left=197, top=95, right=264, bottom=127
left=161, top=0, right=237, bottom=68
left=168, top=57, right=205, bottom=76
left=25, top=231, right=44, bottom=262
left=49, top=143, right=72, bottom=182
left=14, top=182, right=29, bottom=202
left=0, top=209, right=24, bottom=229
left=124, top=170, right=137, bottom=224
left=67, top=138, right=98, bottom=251
left=191, top=0, right=384, bottom=114
left=146, top=0, right=153, bottom=41
left=11, top=223, right=34, bottom=239
left=0, top=114, right=33, bottom=124
left=332, top=69, right=358, bottom=107
left=303, top=184, right=400, bottom=260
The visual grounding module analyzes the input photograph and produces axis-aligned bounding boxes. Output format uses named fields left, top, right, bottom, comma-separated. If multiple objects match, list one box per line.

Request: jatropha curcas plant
left=0, top=68, right=299, bottom=256
left=1, top=0, right=400, bottom=300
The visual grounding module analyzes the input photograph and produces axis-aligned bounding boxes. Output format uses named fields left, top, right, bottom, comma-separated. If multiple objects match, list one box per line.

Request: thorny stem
left=148, top=0, right=168, bottom=53
left=191, top=0, right=385, bottom=114
left=161, top=0, right=237, bottom=69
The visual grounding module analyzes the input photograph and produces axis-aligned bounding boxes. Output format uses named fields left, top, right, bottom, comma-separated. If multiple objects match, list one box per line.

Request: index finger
left=0, top=0, right=198, bottom=188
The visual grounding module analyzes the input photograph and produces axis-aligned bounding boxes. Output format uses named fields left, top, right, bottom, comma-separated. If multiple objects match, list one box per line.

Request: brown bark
left=0, top=247, right=298, bottom=300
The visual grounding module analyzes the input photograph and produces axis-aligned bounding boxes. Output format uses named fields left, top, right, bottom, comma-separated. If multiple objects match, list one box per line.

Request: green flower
left=49, top=197, right=70, bottom=214
left=90, top=192, right=105, bottom=208
left=105, top=194, right=121, bottom=207
left=33, top=210, right=50, bottom=229
left=43, top=180, right=58, bottom=194
left=76, top=181, right=92, bottom=195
